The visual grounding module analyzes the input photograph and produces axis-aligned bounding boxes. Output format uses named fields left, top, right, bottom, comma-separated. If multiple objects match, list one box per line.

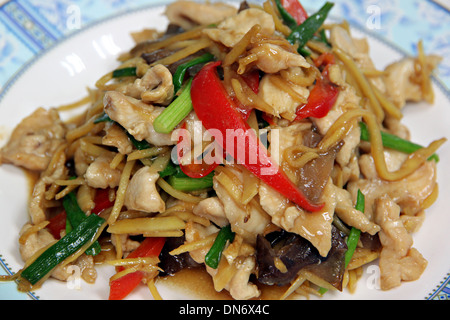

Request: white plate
left=0, top=1, right=449, bottom=300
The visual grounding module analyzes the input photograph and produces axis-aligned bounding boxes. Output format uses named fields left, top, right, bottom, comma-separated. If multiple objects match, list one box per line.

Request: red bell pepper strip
left=177, top=69, right=260, bottom=178
left=177, top=123, right=220, bottom=178
left=108, top=272, right=143, bottom=301
left=126, top=236, right=166, bottom=259
left=92, top=188, right=114, bottom=215
left=281, top=0, right=308, bottom=25
left=233, top=70, right=260, bottom=121
left=191, top=61, right=323, bottom=212
left=48, top=189, right=114, bottom=239
left=262, top=112, right=275, bottom=126
left=47, top=211, right=67, bottom=240
left=109, top=237, right=166, bottom=300
left=295, top=63, right=339, bottom=120
left=314, top=52, right=335, bottom=68
left=179, top=158, right=219, bottom=179
left=241, top=70, right=260, bottom=94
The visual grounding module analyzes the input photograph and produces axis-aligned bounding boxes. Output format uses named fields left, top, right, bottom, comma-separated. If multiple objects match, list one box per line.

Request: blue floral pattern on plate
left=0, top=0, right=449, bottom=300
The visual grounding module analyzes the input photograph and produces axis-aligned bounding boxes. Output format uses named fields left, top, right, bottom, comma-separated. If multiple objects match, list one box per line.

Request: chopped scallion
left=112, top=67, right=137, bottom=78
left=153, top=78, right=194, bottom=134
left=20, top=214, right=106, bottom=285
left=344, top=190, right=364, bottom=268
left=94, top=112, right=112, bottom=124
left=205, top=225, right=235, bottom=269
left=159, top=160, right=178, bottom=178
left=359, top=122, right=439, bottom=162
left=92, top=112, right=151, bottom=150
left=274, top=0, right=298, bottom=29
left=63, top=192, right=101, bottom=256
left=319, top=29, right=331, bottom=47
left=126, top=132, right=151, bottom=150
left=287, top=2, right=334, bottom=52
left=167, top=172, right=214, bottom=191
left=173, top=53, right=214, bottom=93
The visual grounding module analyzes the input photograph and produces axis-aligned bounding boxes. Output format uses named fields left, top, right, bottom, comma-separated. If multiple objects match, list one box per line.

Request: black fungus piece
left=165, top=23, right=185, bottom=36
left=141, top=49, right=175, bottom=66
left=65, top=159, right=76, bottom=177
left=238, top=1, right=250, bottom=12
left=304, top=227, right=348, bottom=291
left=159, top=236, right=200, bottom=277
left=129, top=23, right=185, bottom=58
left=256, top=226, right=348, bottom=290
left=359, top=232, right=382, bottom=252
left=256, top=232, right=320, bottom=286
left=141, top=49, right=209, bottom=76
left=299, top=130, right=343, bottom=203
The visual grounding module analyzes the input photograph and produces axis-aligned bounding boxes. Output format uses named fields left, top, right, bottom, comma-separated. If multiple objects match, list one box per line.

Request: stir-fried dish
left=0, top=0, right=446, bottom=300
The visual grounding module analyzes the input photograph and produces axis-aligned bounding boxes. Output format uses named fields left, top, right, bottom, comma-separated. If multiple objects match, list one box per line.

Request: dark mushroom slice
left=256, top=231, right=321, bottom=286
left=129, top=24, right=185, bottom=58
left=303, top=226, right=348, bottom=291
left=158, top=236, right=201, bottom=277
left=256, top=226, right=347, bottom=290
left=288, top=127, right=344, bottom=204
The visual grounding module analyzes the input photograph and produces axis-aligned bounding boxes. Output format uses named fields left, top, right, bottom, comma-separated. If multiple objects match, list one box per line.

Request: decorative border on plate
left=427, top=272, right=450, bottom=300
left=0, top=0, right=449, bottom=300
left=0, top=254, right=39, bottom=300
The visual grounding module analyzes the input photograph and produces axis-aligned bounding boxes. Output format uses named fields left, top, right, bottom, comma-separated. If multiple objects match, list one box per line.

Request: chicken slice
left=333, top=185, right=380, bottom=235
left=124, top=166, right=165, bottom=213
left=29, top=145, right=68, bottom=224
left=213, top=168, right=271, bottom=245
left=185, top=221, right=260, bottom=300
left=398, top=248, right=427, bottom=282
left=374, top=196, right=427, bottom=290
left=19, top=223, right=56, bottom=263
left=102, top=122, right=134, bottom=155
left=193, top=197, right=228, bottom=228
left=204, top=8, right=275, bottom=47
left=329, top=25, right=385, bottom=93
left=374, top=196, right=413, bottom=256
left=165, top=0, right=237, bottom=30
left=0, top=108, right=66, bottom=171
left=103, top=91, right=174, bottom=146
left=383, top=56, right=442, bottom=108
left=259, top=179, right=336, bottom=257
left=244, top=43, right=310, bottom=74
left=84, top=153, right=122, bottom=189
left=348, top=158, right=437, bottom=219
left=72, top=254, right=97, bottom=284
left=121, top=64, right=174, bottom=106
left=185, top=220, right=220, bottom=264
left=258, top=74, right=309, bottom=118
left=227, top=256, right=260, bottom=300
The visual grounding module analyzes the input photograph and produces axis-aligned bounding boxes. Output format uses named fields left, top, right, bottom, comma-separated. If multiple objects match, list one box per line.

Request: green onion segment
left=63, top=192, right=101, bottom=256
left=173, top=53, right=214, bottom=93
left=153, top=78, right=194, bottom=134
left=205, top=225, right=235, bottom=269
left=20, top=214, right=106, bottom=285
left=359, top=122, right=439, bottom=162
left=287, top=2, right=334, bottom=52
left=344, top=190, right=364, bottom=268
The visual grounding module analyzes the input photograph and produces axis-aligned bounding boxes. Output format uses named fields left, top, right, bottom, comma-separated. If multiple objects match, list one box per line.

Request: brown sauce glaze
left=157, top=267, right=290, bottom=300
